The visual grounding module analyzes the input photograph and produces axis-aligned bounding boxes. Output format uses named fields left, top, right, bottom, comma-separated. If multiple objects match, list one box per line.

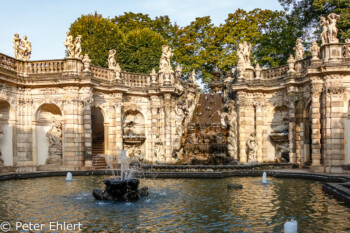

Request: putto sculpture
left=12, top=34, right=32, bottom=61
left=247, top=133, right=257, bottom=162
left=64, top=32, right=83, bottom=59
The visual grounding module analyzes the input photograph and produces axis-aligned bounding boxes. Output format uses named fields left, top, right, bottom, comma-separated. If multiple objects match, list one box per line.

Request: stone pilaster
left=150, top=96, right=160, bottom=162
left=114, top=102, right=123, bottom=157
left=237, top=92, right=249, bottom=163
left=324, top=75, right=345, bottom=173
left=254, top=101, right=264, bottom=162
left=286, top=93, right=298, bottom=164
left=310, top=77, right=324, bottom=172
left=83, top=100, right=92, bottom=166
left=164, top=93, right=172, bottom=162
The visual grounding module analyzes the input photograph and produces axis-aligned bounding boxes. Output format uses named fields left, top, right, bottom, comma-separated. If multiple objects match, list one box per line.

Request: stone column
left=237, top=92, right=248, bottom=163
left=164, top=93, right=172, bottom=162
left=325, top=75, right=345, bottom=173
left=286, top=95, right=298, bottom=164
left=83, top=99, right=92, bottom=167
left=150, top=96, right=160, bottom=162
left=310, top=78, right=324, bottom=172
left=254, top=101, right=264, bottom=162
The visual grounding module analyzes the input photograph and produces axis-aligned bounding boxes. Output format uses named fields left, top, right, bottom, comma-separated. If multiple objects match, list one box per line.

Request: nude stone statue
left=12, top=33, right=21, bottom=59
left=247, top=133, right=257, bottom=162
left=12, top=34, right=31, bottom=61
left=46, top=117, right=62, bottom=164
left=108, top=49, right=117, bottom=70
left=64, top=32, right=75, bottom=58
left=74, top=35, right=83, bottom=59
left=294, top=38, right=304, bottom=60
left=21, top=36, right=32, bottom=61
left=327, top=13, right=340, bottom=43
left=159, top=45, right=173, bottom=72
left=320, top=16, right=329, bottom=45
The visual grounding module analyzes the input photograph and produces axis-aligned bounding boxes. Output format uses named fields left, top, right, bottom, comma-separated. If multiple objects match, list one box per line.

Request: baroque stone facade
left=0, top=13, right=350, bottom=173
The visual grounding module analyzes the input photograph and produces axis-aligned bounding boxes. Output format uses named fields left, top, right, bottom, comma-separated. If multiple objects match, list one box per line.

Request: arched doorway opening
left=91, top=107, right=105, bottom=158
left=303, top=101, right=312, bottom=166
left=0, top=100, right=13, bottom=166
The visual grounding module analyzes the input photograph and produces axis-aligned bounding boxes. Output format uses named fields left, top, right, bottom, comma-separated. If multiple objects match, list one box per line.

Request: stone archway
left=303, top=101, right=312, bottom=165
left=91, top=107, right=105, bottom=157
left=0, top=100, right=14, bottom=166
left=34, top=103, right=62, bottom=165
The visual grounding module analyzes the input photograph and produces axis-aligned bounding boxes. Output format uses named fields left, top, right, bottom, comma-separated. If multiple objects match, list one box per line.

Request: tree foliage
left=69, top=3, right=349, bottom=84
left=279, top=0, right=350, bottom=41
left=69, top=13, right=123, bottom=67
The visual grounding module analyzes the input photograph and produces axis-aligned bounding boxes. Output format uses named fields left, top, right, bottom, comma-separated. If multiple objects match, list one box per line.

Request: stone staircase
left=92, top=136, right=107, bottom=170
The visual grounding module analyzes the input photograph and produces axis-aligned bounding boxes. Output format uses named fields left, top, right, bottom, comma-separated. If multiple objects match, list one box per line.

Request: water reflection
left=0, top=176, right=348, bottom=232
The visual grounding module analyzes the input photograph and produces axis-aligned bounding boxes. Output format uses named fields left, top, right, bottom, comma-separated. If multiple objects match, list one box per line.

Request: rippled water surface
left=0, top=176, right=349, bottom=232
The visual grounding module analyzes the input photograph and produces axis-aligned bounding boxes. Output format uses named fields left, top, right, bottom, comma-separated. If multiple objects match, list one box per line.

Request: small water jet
left=284, top=219, right=298, bottom=233
left=262, top=172, right=268, bottom=184
left=92, top=150, right=148, bottom=202
left=66, top=172, right=73, bottom=181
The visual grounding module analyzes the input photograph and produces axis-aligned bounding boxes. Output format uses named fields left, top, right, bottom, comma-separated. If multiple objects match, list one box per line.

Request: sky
left=0, top=0, right=283, bottom=60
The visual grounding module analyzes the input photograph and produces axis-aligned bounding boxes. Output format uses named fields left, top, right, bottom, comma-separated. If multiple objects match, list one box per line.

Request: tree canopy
left=69, top=4, right=349, bottom=83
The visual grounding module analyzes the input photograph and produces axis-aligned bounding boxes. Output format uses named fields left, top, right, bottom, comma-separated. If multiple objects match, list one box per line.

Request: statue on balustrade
left=74, top=35, right=83, bottom=59
left=64, top=32, right=75, bottom=58
left=159, top=45, right=173, bottom=72
left=320, top=16, right=329, bottom=45
left=327, top=13, right=340, bottom=43
left=237, top=41, right=252, bottom=68
left=310, top=41, right=320, bottom=60
left=46, top=117, right=62, bottom=165
left=294, top=38, right=304, bottom=60
left=12, top=34, right=31, bottom=61
left=247, top=133, right=257, bottom=162
left=108, top=49, right=117, bottom=70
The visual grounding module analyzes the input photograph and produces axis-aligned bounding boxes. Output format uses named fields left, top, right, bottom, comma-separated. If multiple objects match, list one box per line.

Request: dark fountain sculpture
left=93, top=151, right=149, bottom=202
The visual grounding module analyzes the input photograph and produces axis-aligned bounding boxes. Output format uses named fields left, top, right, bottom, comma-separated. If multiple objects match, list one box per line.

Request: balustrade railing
left=0, top=53, right=16, bottom=71
left=91, top=65, right=109, bottom=80
left=28, top=60, right=65, bottom=74
left=121, top=72, right=150, bottom=87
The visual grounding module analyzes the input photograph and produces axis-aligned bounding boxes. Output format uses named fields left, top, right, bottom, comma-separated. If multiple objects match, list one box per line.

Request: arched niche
left=91, top=107, right=105, bottom=157
left=268, top=106, right=289, bottom=162
left=122, top=109, right=145, bottom=158
left=0, top=100, right=14, bottom=166
left=34, top=103, right=62, bottom=165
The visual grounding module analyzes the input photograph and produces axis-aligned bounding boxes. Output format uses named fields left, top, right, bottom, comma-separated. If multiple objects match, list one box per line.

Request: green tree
left=119, top=28, right=167, bottom=73
left=69, top=13, right=124, bottom=67
left=278, top=0, right=350, bottom=41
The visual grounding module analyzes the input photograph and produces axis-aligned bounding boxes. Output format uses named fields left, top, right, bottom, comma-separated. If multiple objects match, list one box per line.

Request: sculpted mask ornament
left=13, top=34, right=32, bottom=61
left=294, top=38, right=304, bottom=60
left=82, top=54, right=91, bottom=72
left=310, top=41, right=320, bottom=60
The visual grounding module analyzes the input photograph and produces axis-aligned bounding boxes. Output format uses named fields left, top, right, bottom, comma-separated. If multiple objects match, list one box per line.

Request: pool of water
left=0, top=176, right=349, bottom=232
